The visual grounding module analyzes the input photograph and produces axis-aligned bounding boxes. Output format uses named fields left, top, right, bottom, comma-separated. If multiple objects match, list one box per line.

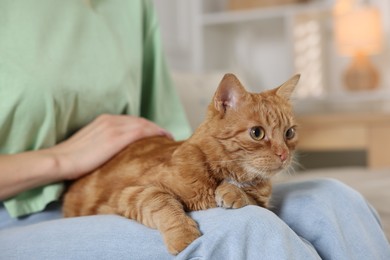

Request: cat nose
left=276, top=150, right=288, bottom=162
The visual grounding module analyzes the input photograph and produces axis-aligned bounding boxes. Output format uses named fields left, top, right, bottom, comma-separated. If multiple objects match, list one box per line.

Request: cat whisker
left=289, top=158, right=303, bottom=173
left=282, top=164, right=296, bottom=178
left=291, top=153, right=305, bottom=171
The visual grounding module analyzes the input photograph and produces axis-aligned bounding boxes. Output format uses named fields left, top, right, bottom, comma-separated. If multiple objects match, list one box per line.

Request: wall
left=154, top=0, right=390, bottom=128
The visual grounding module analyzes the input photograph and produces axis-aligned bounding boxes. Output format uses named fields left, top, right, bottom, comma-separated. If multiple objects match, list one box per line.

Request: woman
left=1, top=0, right=389, bottom=259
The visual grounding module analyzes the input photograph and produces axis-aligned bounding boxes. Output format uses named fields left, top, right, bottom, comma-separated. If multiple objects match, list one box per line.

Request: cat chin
left=242, top=164, right=281, bottom=179
left=225, top=178, right=260, bottom=189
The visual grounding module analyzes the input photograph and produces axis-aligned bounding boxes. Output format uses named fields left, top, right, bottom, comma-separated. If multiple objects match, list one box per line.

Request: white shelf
left=294, top=89, right=390, bottom=116
left=202, top=1, right=332, bottom=26
left=155, top=0, right=334, bottom=91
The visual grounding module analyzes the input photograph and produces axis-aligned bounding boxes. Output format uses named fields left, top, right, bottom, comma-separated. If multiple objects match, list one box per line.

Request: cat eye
left=250, top=126, right=265, bottom=141
left=285, top=127, right=296, bottom=140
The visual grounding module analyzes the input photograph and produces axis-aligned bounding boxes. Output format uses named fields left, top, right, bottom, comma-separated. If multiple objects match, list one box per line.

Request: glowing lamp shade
left=335, top=7, right=383, bottom=55
left=334, top=7, right=383, bottom=90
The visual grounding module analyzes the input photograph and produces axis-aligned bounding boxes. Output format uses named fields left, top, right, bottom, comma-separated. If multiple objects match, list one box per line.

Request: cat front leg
left=243, top=181, right=272, bottom=208
left=113, top=186, right=201, bottom=255
left=215, top=181, right=257, bottom=209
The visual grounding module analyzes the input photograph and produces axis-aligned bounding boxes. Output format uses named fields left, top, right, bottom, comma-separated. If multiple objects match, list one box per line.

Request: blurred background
left=152, top=0, right=390, bottom=171
left=152, top=0, right=390, bottom=238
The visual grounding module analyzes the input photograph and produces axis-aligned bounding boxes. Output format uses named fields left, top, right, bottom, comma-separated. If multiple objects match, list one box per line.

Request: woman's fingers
left=48, top=115, right=172, bottom=180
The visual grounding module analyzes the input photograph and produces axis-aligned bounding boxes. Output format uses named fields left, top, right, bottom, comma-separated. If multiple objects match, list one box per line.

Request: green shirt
left=0, top=0, right=191, bottom=217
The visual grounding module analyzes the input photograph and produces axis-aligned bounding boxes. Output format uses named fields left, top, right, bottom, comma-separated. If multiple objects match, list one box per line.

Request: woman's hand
left=48, top=114, right=173, bottom=180
left=0, top=115, right=172, bottom=200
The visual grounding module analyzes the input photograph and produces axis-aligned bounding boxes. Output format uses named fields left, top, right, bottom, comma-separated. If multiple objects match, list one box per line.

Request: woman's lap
left=272, top=178, right=390, bottom=259
left=1, top=179, right=389, bottom=259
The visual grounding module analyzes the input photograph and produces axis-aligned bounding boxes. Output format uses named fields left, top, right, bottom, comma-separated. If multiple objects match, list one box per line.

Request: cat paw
left=164, top=218, right=201, bottom=255
left=215, top=183, right=255, bottom=209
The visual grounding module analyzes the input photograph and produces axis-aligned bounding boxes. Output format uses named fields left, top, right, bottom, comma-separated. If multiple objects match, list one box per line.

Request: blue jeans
left=1, top=179, right=389, bottom=259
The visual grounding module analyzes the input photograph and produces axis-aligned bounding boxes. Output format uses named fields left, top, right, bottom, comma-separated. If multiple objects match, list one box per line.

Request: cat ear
left=275, top=74, right=300, bottom=100
left=214, top=73, right=246, bottom=113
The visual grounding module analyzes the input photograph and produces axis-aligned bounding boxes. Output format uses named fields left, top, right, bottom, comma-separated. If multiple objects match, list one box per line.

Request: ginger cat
left=63, top=73, right=300, bottom=255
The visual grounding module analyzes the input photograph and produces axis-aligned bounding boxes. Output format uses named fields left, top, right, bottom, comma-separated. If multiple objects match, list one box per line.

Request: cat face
left=208, top=74, right=299, bottom=181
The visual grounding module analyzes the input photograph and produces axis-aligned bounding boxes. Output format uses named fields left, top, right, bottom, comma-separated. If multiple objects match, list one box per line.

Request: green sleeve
left=1, top=0, right=192, bottom=218
left=139, top=0, right=192, bottom=140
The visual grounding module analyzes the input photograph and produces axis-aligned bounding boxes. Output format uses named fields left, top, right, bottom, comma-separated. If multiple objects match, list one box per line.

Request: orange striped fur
left=63, top=73, right=300, bottom=254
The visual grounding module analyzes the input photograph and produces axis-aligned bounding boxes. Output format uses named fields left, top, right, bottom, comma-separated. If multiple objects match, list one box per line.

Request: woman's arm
left=0, top=114, right=172, bottom=200
left=0, top=150, right=61, bottom=201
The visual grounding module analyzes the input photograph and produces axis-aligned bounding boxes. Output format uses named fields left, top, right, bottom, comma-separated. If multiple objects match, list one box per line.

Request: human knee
left=308, top=178, right=364, bottom=203
left=182, top=206, right=296, bottom=260
left=284, top=178, right=367, bottom=213
left=222, top=205, right=284, bottom=232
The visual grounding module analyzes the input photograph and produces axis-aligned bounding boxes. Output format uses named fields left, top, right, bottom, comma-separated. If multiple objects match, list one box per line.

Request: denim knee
left=186, top=206, right=321, bottom=260
left=272, top=178, right=367, bottom=211
left=193, top=205, right=283, bottom=234
left=305, top=178, right=362, bottom=200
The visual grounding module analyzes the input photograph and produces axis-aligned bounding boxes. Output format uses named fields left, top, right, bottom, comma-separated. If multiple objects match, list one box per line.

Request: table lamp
left=333, top=4, right=383, bottom=91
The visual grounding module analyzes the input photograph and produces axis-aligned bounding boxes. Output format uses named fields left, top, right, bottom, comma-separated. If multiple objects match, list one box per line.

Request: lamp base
left=344, top=52, right=379, bottom=91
